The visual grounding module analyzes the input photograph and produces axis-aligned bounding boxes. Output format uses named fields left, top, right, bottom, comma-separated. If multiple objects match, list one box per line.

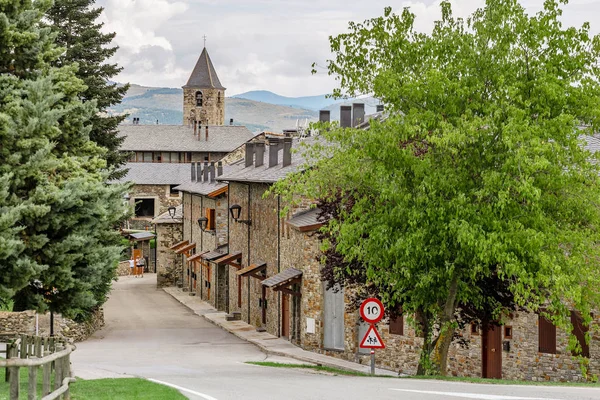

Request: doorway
left=281, top=293, right=290, bottom=339
left=482, top=325, right=502, bottom=379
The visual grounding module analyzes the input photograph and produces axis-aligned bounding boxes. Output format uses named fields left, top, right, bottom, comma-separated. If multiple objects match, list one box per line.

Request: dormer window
left=196, top=91, right=203, bottom=107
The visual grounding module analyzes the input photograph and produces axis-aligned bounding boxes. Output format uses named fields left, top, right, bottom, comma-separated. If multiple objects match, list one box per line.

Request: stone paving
left=163, top=287, right=397, bottom=377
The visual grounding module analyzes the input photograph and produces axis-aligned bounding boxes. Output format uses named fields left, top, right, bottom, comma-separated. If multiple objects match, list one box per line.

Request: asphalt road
left=71, top=275, right=600, bottom=400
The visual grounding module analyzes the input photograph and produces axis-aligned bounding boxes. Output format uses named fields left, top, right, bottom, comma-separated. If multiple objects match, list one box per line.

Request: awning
left=169, top=240, right=189, bottom=250
left=175, top=243, right=196, bottom=255
left=201, top=251, right=225, bottom=261
left=208, top=186, right=228, bottom=198
left=214, top=252, right=242, bottom=267
left=128, top=232, right=156, bottom=241
left=262, top=268, right=303, bottom=297
left=187, top=251, right=209, bottom=263
left=286, top=208, right=323, bottom=232
left=236, top=262, right=267, bottom=280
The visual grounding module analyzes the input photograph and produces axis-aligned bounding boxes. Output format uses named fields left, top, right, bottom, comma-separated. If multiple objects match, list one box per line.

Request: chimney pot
left=230, top=118, right=234, bottom=126
left=205, top=125, right=209, bottom=141
left=196, top=163, right=202, bottom=182
left=340, top=105, right=352, bottom=128
left=255, top=141, right=265, bottom=167
left=210, top=162, right=216, bottom=183
left=319, top=110, right=330, bottom=123
left=352, top=103, right=365, bottom=127
left=245, top=143, right=255, bottom=168
left=282, top=138, right=292, bottom=167
left=268, top=138, right=280, bottom=168
left=217, top=161, right=223, bottom=177
left=203, top=161, right=209, bottom=182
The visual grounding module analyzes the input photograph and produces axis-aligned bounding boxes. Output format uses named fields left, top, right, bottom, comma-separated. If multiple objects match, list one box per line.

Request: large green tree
left=0, top=0, right=130, bottom=320
left=47, top=0, right=129, bottom=179
left=276, top=0, right=600, bottom=375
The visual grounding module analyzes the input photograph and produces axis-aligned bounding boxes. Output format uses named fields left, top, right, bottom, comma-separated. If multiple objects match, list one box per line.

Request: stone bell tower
left=182, top=47, right=226, bottom=126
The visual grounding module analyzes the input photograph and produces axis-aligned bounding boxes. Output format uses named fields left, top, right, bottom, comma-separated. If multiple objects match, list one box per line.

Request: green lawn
left=0, top=366, right=186, bottom=400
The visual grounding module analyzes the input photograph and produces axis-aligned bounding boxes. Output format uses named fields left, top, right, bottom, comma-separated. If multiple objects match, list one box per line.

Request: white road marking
left=148, top=378, right=219, bottom=400
left=389, top=388, right=565, bottom=400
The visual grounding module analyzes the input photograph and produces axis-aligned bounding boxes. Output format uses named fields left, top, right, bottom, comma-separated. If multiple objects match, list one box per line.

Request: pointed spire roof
left=183, top=47, right=225, bottom=90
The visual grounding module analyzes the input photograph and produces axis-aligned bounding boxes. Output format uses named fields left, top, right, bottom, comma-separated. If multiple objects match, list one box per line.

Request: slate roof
left=583, top=135, right=600, bottom=153
left=115, top=163, right=192, bottom=185
left=118, top=125, right=256, bottom=152
left=174, top=163, right=239, bottom=196
left=286, top=208, right=323, bottom=232
left=217, top=136, right=323, bottom=184
left=262, top=268, right=303, bottom=288
left=152, top=205, right=183, bottom=224
left=128, top=232, right=156, bottom=241
left=183, top=48, right=225, bottom=90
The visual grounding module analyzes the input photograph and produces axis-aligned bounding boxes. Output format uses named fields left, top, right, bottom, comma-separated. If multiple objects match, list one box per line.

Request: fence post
left=5, top=343, right=11, bottom=383
left=28, top=357, right=38, bottom=400
left=54, top=345, right=64, bottom=392
left=43, top=350, right=51, bottom=396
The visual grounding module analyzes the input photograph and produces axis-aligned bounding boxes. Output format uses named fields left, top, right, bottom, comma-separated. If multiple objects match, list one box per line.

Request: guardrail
left=1, top=335, right=75, bottom=400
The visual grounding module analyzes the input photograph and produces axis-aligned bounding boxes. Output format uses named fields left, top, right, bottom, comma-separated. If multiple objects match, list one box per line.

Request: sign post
left=359, top=298, right=385, bottom=375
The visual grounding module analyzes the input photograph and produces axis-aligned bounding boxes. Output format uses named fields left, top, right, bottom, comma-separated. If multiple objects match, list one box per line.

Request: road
left=71, top=275, right=600, bottom=400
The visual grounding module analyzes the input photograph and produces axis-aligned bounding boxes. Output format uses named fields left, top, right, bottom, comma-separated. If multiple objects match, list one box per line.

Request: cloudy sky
left=96, top=0, right=600, bottom=97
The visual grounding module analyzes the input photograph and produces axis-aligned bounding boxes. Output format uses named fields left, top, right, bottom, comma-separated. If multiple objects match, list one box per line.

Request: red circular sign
left=360, top=298, right=384, bottom=324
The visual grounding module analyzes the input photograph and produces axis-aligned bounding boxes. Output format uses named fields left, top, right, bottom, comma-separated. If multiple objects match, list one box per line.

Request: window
left=171, top=152, right=180, bottom=163
left=205, top=208, right=216, bottom=231
left=504, top=326, right=513, bottom=339
left=128, top=152, right=136, bottom=162
left=143, top=152, right=153, bottom=162
left=538, top=315, right=557, bottom=354
left=154, top=152, right=162, bottom=163
left=389, top=311, right=404, bottom=335
left=185, top=152, right=192, bottom=163
left=134, top=198, right=155, bottom=217
left=471, top=323, right=480, bottom=335
left=196, top=91, right=203, bottom=107
left=161, top=152, right=170, bottom=163
left=169, top=185, right=180, bottom=197
left=571, top=311, right=590, bottom=358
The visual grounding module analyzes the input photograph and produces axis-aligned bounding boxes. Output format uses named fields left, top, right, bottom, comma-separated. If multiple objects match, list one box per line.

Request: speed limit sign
left=360, top=298, right=384, bottom=324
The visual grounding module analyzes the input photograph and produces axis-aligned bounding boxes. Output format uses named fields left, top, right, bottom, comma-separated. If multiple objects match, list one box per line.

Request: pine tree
left=47, top=0, right=129, bottom=179
left=0, top=0, right=130, bottom=320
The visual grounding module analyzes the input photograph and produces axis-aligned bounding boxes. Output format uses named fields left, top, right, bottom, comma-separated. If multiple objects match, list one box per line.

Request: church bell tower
left=182, top=47, right=225, bottom=126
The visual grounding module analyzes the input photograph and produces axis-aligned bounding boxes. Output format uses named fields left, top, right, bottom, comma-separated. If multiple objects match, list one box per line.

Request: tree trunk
left=431, top=273, right=460, bottom=376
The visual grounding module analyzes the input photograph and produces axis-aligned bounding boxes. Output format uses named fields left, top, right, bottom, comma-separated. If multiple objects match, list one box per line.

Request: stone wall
left=129, top=184, right=182, bottom=230
left=183, top=88, right=224, bottom=126
left=0, top=309, right=104, bottom=343
left=116, top=260, right=131, bottom=276
left=156, top=222, right=183, bottom=287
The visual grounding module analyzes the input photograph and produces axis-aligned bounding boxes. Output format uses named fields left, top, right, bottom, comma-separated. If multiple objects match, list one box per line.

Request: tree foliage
left=275, top=0, right=600, bottom=375
left=47, top=0, right=129, bottom=179
left=0, top=0, right=130, bottom=320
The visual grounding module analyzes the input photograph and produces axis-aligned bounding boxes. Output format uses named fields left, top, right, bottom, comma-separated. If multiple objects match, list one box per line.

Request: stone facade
left=128, top=184, right=182, bottom=230
left=0, top=309, right=104, bottom=343
left=156, top=222, right=184, bottom=287
left=183, top=88, right=225, bottom=126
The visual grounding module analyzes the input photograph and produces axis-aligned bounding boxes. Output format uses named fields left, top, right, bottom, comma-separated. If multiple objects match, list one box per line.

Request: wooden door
left=282, top=293, right=290, bottom=338
left=482, top=325, right=502, bottom=379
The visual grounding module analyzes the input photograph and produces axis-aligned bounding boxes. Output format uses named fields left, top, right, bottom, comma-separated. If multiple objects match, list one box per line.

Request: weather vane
left=203, top=35, right=207, bottom=48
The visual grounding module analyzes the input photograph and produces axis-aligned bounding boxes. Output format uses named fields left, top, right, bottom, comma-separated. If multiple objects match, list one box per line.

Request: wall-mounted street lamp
left=229, top=204, right=252, bottom=225
left=197, top=217, right=208, bottom=231
left=168, top=206, right=176, bottom=219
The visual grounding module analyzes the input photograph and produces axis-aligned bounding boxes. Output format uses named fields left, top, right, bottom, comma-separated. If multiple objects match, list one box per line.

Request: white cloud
left=96, top=0, right=600, bottom=96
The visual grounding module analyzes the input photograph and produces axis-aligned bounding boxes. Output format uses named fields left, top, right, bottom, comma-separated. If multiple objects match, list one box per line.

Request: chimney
left=352, top=103, right=365, bottom=127
left=217, top=161, right=223, bottom=177
left=282, top=138, right=292, bottom=167
left=205, top=125, right=209, bottom=142
left=255, top=141, right=265, bottom=167
left=245, top=143, right=255, bottom=167
left=196, top=162, right=202, bottom=182
left=203, top=161, right=209, bottom=182
left=191, top=162, right=196, bottom=181
left=210, top=162, right=216, bottom=183
left=340, top=105, right=352, bottom=128
left=269, top=138, right=280, bottom=168
left=319, top=110, right=330, bottom=123
left=376, top=104, right=384, bottom=113
left=230, top=118, right=234, bottom=126
left=194, top=120, right=198, bottom=136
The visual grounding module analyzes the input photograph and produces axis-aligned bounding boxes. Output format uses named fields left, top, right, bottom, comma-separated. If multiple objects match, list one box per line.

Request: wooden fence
left=1, top=335, right=75, bottom=400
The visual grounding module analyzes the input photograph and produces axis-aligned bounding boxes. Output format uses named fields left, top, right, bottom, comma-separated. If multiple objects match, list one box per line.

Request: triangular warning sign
left=360, top=325, right=385, bottom=349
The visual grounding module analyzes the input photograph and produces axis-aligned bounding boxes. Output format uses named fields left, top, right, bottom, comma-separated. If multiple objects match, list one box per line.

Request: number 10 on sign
left=360, top=298, right=384, bottom=324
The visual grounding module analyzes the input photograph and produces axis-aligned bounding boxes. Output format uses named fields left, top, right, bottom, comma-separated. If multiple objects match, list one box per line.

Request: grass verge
left=245, top=361, right=390, bottom=377
left=0, top=366, right=186, bottom=400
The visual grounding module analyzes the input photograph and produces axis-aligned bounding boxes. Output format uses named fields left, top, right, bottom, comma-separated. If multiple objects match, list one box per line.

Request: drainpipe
left=277, top=195, right=281, bottom=337
left=226, top=185, right=230, bottom=314
left=247, top=183, right=251, bottom=325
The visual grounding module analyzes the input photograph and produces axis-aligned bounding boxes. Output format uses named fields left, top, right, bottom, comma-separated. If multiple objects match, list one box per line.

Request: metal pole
left=50, top=312, right=54, bottom=337
left=370, top=349, right=375, bottom=375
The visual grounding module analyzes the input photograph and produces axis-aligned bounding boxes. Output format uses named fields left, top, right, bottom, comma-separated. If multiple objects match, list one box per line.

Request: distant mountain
left=231, top=90, right=333, bottom=111
left=108, top=84, right=318, bottom=132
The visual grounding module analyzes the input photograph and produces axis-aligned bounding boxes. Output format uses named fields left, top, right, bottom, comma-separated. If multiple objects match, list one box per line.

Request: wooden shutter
left=571, top=311, right=590, bottom=358
left=389, top=311, right=404, bottom=335
left=538, top=315, right=556, bottom=354
left=205, top=208, right=216, bottom=231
